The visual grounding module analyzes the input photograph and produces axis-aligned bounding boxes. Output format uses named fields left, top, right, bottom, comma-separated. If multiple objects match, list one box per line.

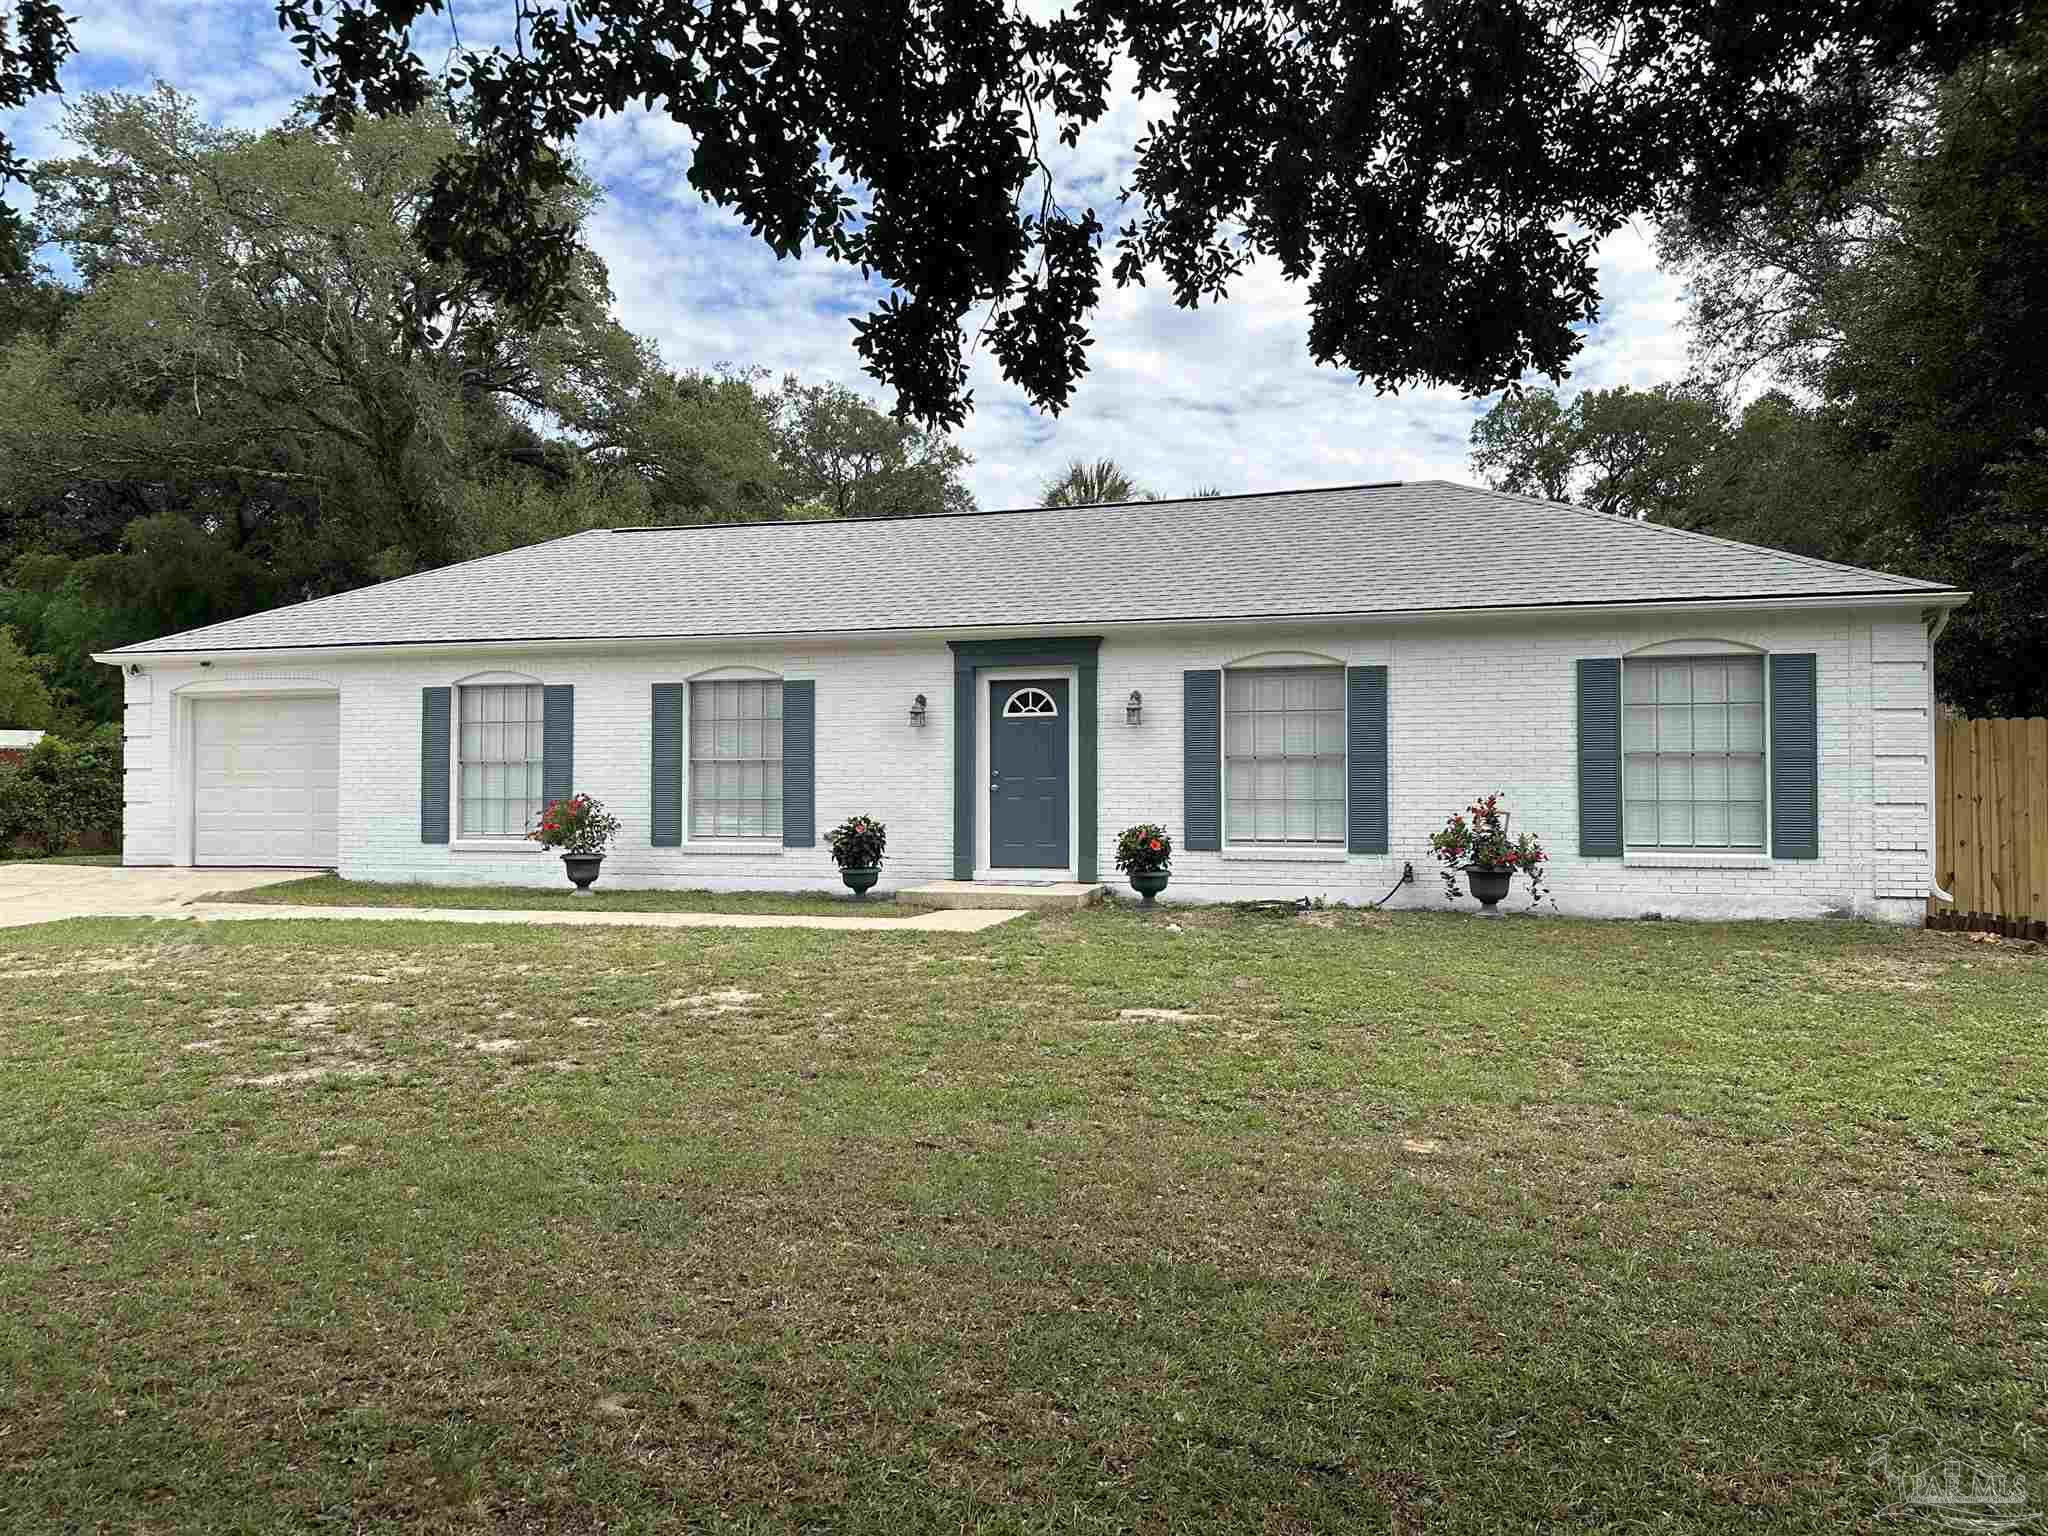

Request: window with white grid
left=458, top=684, right=546, bottom=837
left=1624, top=656, right=1767, bottom=848
left=689, top=680, right=783, bottom=839
left=1224, top=667, right=1346, bottom=844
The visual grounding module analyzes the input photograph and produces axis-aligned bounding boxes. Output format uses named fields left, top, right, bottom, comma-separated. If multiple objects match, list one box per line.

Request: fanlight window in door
left=1003, top=687, right=1059, bottom=717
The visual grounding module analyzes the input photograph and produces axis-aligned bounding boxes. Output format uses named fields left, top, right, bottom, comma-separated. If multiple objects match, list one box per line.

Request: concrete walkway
left=146, top=901, right=1029, bottom=933
left=0, top=863, right=1028, bottom=933
left=904, top=880, right=1103, bottom=911
left=0, top=863, right=314, bottom=929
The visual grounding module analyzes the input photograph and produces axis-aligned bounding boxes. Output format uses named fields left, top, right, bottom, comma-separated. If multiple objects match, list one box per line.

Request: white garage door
left=191, top=695, right=340, bottom=867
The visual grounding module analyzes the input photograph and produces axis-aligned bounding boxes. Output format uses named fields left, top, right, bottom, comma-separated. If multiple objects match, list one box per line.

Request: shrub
left=826, top=814, right=886, bottom=869
left=0, top=767, right=62, bottom=855
left=0, top=726, right=124, bottom=856
left=1114, top=823, right=1173, bottom=875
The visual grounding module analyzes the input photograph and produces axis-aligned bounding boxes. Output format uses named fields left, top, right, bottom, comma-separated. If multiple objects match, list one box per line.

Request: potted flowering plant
left=1427, top=793, right=1551, bottom=914
left=826, top=813, right=887, bottom=898
left=1115, top=823, right=1173, bottom=904
left=527, top=793, right=622, bottom=895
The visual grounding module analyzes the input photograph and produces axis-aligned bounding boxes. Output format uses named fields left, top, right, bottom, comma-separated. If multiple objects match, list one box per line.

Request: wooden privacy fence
left=1927, top=716, right=2048, bottom=936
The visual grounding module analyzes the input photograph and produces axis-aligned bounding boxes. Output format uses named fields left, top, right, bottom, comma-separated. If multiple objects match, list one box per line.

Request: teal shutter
left=1769, top=653, right=1819, bottom=859
left=650, top=684, right=684, bottom=846
left=1346, top=665, right=1389, bottom=854
left=541, top=685, right=574, bottom=807
left=420, top=687, right=450, bottom=843
left=782, top=679, right=815, bottom=847
left=1577, top=659, right=1622, bottom=857
left=951, top=670, right=974, bottom=879
left=1183, top=670, right=1221, bottom=850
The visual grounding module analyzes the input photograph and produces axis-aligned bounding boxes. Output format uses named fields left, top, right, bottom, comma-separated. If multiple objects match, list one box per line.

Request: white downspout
left=1927, top=608, right=1955, bottom=904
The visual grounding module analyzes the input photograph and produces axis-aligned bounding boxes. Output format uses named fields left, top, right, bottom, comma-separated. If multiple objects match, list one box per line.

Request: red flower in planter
left=1428, top=792, right=1553, bottom=909
left=531, top=793, right=619, bottom=854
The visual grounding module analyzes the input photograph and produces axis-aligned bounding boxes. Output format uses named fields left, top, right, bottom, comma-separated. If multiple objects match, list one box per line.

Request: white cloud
left=30, top=3, right=1695, bottom=509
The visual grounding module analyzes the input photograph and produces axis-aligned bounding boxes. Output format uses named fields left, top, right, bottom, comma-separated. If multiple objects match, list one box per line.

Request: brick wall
left=115, top=603, right=1935, bottom=920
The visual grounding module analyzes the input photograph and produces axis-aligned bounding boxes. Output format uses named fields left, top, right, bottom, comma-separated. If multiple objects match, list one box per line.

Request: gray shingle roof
left=109, top=479, right=1959, bottom=655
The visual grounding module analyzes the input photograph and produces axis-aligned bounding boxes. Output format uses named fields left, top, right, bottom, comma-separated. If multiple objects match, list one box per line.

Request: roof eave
left=95, top=587, right=1968, bottom=669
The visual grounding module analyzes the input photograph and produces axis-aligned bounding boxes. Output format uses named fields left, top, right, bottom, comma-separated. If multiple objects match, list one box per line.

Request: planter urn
left=840, top=865, right=881, bottom=899
left=1466, top=864, right=1512, bottom=915
left=1128, top=870, right=1170, bottom=905
left=561, top=852, right=604, bottom=896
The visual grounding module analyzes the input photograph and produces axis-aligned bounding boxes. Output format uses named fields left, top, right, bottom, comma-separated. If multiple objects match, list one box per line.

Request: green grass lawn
left=219, top=874, right=941, bottom=918
left=1, top=907, right=2042, bottom=1532
left=0, top=851, right=122, bottom=865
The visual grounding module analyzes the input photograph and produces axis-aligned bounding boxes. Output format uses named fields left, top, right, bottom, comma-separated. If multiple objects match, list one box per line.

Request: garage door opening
left=190, top=695, right=339, bottom=867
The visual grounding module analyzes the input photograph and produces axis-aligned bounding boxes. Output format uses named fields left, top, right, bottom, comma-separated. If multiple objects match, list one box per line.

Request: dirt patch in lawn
left=0, top=949, right=160, bottom=978
left=236, top=1062, right=397, bottom=1087
left=1811, top=931, right=2042, bottom=993
left=1807, top=952, right=1952, bottom=993
left=664, top=988, right=763, bottom=1015
left=166, top=990, right=417, bottom=1086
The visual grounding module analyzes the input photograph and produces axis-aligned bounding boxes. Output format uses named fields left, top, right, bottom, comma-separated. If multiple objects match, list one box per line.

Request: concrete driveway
left=0, top=864, right=316, bottom=929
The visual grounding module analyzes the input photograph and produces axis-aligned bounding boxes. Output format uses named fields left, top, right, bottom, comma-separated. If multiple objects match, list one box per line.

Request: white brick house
left=96, top=481, right=1965, bottom=921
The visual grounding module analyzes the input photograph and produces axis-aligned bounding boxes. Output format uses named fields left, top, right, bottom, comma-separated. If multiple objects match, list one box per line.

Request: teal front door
left=989, top=679, right=1069, bottom=869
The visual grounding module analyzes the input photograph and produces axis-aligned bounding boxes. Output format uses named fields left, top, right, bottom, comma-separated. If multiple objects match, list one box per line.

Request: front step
left=903, top=880, right=1105, bottom=912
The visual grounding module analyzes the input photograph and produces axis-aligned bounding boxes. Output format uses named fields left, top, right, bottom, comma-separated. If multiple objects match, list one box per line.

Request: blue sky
left=12, top=0, right=1693, bottom=511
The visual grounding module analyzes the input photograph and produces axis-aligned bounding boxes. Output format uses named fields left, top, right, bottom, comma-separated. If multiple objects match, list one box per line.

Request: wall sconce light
left=199, top=660, right=212, bottom=669
left=127, top=664, right=143, bottom=676
left=909, top=692, right=928, bottom=727
left=1125, top=689, right=1143, bottom=725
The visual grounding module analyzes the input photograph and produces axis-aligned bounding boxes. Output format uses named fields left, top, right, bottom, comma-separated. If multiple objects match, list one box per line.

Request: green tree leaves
left=261, top=0, right=2025, bottom=426
left=771, top=378, right=973, bottom=521
left=1470, top=384, right=1731, bottom=526
left=1039, top=458, right=1149, bottom=509
left=0, top=627, right=52, bottom=730
left=1467, top=382, right=1898, bottom=588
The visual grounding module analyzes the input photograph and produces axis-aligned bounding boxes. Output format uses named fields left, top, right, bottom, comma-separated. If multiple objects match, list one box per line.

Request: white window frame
left=1221, top=661, right=1348, bottom=849
left=684, top=675, right=786, bottom=845
left=446, top=672, right=549, bottom=854
left=1620, top=651, right=1773, bottom=854
left=658, top=666, right=788, bottom=855
left=454, top=679, right=548, bottom=843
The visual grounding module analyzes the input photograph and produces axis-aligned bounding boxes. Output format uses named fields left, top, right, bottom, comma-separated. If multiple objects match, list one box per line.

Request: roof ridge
left=1418, top=479, right=1944, bottom=591
left=606, top=479, right=1409, bottom=533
